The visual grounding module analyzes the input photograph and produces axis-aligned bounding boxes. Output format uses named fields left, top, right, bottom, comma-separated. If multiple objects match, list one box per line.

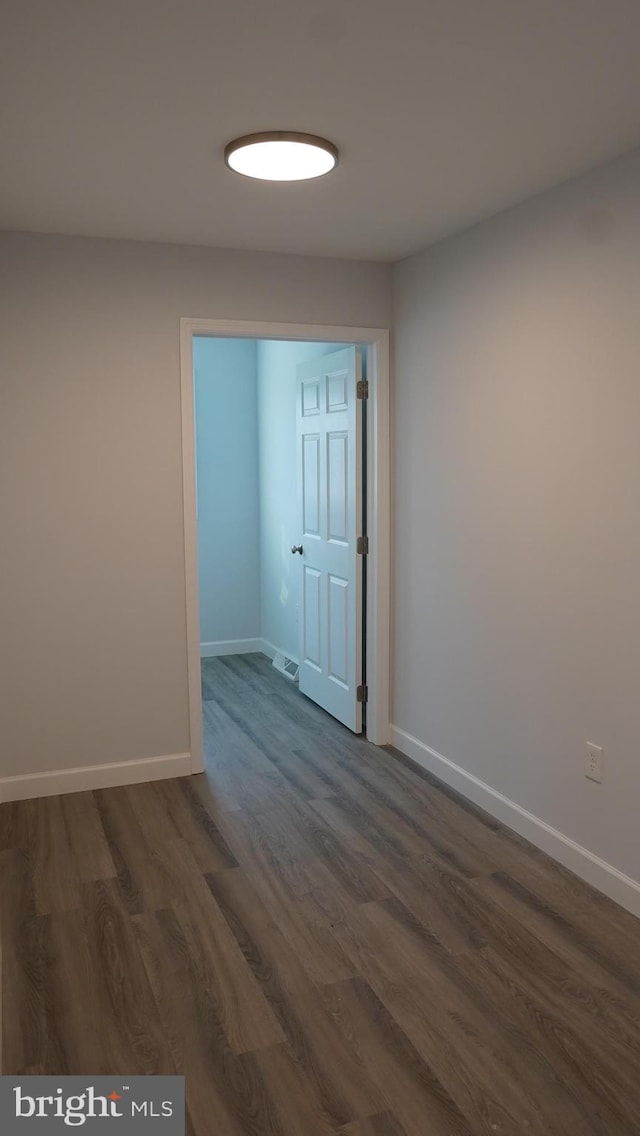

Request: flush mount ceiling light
left=224, top=131, right=338, bottom=181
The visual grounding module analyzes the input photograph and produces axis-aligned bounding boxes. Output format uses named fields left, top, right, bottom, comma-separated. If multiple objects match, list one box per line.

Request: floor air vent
left=272, top=652, right=299, bottom=683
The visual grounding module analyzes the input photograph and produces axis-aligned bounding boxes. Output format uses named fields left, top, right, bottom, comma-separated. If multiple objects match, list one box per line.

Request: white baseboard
left=0, top=752, right=192, bottom=803
left=261, top=640, right=300, bottom=667
left=389, top=725, right=640, bottom=919
left=199, top=638, right=292, bottom=664
left=200, top=638, right=265, bottom=658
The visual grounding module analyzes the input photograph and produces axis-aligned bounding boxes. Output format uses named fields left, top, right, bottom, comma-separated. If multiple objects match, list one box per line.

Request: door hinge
left=356, top=535, right=369, bottom=555
left=356, top=379, right=369, bottom=400
left=357, top=684, right=368, bottom=703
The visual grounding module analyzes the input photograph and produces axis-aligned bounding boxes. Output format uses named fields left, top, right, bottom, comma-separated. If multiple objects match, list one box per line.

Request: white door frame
left=179, top=317, right=390, bottom=774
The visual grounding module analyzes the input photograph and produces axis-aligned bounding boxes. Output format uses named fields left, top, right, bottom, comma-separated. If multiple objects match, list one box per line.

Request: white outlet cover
left=585, top=741, right=603, bottom=783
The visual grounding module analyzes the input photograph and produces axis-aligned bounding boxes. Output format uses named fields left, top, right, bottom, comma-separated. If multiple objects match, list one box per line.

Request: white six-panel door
left=295, top=346, right=363, bottom=733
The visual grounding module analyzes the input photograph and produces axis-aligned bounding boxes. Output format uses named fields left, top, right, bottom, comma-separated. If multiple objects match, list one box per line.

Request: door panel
left=327, top=431, right=348, bottom=543
left=302, top=566, right=322, bottom=670
left=302, top=377, right=321, bottom=416
left=328, top=575, right=349, bottom=687
left=327, top=368, right=349, bottom=412
left=296, top=346, right=363, bottom=733
left=302, top=435, right=321, bottom=535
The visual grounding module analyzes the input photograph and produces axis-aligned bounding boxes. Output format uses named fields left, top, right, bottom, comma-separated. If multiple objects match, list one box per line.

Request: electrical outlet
left=585, top=742, right=603, bottom=783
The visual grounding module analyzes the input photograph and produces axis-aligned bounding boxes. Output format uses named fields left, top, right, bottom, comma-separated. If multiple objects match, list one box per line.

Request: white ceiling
left=1, top=0, right=639, bottom=262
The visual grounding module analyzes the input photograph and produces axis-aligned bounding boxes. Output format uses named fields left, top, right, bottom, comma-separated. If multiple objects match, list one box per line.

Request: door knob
left=291, top=544, right=304, bottom=555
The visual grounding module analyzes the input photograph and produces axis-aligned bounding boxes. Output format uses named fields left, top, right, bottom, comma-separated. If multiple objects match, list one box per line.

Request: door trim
left=179, top=317, right=391, bottom=774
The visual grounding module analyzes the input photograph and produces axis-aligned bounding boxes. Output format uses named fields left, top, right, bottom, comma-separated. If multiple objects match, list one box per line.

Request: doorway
left=180, top=318, right=390, bottom=775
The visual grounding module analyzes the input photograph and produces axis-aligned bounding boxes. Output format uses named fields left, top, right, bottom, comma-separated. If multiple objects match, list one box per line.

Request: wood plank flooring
left=2, top=652, right=640, bottom=1133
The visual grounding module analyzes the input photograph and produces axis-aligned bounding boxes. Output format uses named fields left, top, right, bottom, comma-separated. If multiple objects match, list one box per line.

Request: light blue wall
left=194, top=337, right=260, bottom=647
left=257, top=340, right=343, bottom=660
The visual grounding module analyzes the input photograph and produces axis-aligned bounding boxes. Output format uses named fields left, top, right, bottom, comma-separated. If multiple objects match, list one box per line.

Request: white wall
left=256, top=340, right=342, bottom=660
left=392, top=148, right=640, bottom=892
left=0, top=232, right=391, bottom=786
left=194, top=337, right=259, bottom=650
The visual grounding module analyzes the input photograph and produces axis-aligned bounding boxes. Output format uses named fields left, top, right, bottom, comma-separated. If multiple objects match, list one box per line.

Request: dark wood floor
left=2, top=654, right=640, bottom=1134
